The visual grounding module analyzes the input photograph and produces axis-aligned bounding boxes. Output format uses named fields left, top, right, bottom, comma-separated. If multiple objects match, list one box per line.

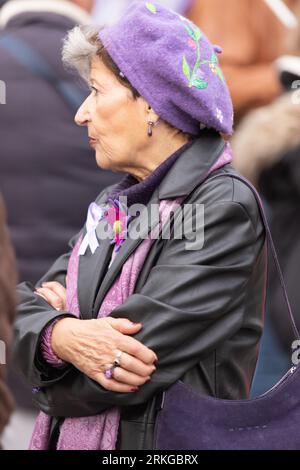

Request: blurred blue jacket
left=0, top=1, right=121, bottom=284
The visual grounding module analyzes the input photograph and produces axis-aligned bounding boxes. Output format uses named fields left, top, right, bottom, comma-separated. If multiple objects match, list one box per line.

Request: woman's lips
left=88, top=137, right=97, bottom=147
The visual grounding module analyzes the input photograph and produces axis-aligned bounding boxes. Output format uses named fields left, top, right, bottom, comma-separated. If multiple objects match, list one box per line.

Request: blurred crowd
left=0, top=0, right=300, bottom=449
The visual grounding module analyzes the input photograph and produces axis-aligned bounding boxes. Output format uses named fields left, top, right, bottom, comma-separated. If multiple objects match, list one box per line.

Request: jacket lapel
left=158, top=131, right=225, bottom=199
left=92, top=188, right=161, bottom=316
left=77, top=220, right=113, bottom=319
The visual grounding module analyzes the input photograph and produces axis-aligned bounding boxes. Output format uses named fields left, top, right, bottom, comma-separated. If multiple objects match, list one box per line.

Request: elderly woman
left=14, top=2, right=266, bottom=450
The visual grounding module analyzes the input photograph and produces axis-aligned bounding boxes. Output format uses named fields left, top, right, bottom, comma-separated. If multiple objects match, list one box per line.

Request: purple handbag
left=154, top=174, right=300, bottom=450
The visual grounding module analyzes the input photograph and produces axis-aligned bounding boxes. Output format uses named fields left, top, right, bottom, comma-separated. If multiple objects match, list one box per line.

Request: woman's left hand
left=35, top=281, right=157, bottom=393
left=35, top=281, right=67, bottom=311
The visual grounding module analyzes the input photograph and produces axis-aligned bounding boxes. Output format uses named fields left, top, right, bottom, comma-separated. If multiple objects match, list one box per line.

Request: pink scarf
left=29, top=146, right=232, bottom=450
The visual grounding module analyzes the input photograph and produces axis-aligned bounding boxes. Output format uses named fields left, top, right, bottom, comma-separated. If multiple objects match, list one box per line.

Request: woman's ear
left=146, top=104, right=160, bottom=125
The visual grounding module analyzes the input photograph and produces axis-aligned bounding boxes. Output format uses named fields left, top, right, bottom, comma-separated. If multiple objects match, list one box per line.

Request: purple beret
left=99, top=1, right=234, bottom=135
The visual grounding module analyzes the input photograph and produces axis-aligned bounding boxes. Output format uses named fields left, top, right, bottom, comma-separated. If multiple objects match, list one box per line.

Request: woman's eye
left=90, top=86, right=99, bottom=96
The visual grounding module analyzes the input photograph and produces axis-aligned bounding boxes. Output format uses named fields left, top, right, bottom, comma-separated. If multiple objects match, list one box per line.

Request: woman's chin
left=95, top=151, right=112, bottom=171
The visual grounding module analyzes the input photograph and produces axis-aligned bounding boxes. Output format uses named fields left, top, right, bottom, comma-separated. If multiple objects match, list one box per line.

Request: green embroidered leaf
left=184, top=24, right=192, bottom=35
left=216, top=67, right=225, bottom=82
left=146, top=2, right=157, bottom=14
left=184, top=24, right=196, bottom=40
left=192, top=79, right=208, bottom=89
left=184, top=22, right=201, bottom=41
left=211, top=53, right=218, bottom=64
left=182, top=55, right=191, bottom=81
left=194, top=28, right=202, bottom=41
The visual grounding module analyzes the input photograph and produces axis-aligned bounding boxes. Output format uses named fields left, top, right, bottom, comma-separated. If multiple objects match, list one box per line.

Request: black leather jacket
left=14, top=132, right=267, bottom=449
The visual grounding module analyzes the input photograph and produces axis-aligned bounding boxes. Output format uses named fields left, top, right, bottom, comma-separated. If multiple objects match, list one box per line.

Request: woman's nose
left=74, top=98, right=90, bottom=127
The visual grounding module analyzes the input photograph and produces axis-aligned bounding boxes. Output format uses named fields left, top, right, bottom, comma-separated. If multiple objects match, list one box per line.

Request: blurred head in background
left=92, top=0, right=192, bottom=26
left=186, top=0, right=300, bottom=121
left=71, top=0, right=94, bottom=13
left=0, top=0, right=94, bottom=13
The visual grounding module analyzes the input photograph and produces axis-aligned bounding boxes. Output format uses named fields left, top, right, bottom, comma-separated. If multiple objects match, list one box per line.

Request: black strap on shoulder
left=0, top=33, right=85, bottom=111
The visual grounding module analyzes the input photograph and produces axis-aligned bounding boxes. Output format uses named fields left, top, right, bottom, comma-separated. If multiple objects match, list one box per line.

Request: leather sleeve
left=33, top=178, right=266, bottom=416
left=13, top=231, right=81, bottom=387
left=13, top=187, right=113, bottom=388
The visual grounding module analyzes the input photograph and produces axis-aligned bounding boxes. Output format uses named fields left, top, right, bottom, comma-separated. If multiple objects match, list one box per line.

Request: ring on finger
left=104, top=363, right=118, bottom=379
left=104, top=352, right=122, bottom=380
left=113, top=351, right=122, bottom=367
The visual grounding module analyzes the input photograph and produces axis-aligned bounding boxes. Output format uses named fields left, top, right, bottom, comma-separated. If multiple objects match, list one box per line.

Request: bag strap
left=209, top=172, right=300, bottom=341
left=0, top=33, right=85, bottom=112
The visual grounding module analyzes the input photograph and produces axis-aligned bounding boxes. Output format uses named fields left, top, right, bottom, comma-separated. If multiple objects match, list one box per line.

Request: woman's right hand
left=51, top=317, right=158, bottom=393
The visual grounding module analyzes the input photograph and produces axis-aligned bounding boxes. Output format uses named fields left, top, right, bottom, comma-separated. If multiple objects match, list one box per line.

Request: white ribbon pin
left=78, top=202, right=106, bottom=256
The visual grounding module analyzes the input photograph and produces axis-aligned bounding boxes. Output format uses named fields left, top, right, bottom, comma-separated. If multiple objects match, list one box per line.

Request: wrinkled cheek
left=95, top=149, right=111, bottom=169
left=95, top=140, right=115, bottom=163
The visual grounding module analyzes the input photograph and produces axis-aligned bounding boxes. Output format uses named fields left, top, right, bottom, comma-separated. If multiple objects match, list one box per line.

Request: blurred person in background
left=0, top=0, right=121, bottom=286
left=92, top=0, right=192, bottom=25
left=232, top=0, right=300, bottom=396
left=0, top=195, right=16, bottom=448
left=0, top=0, right=120, bottom=448
left=187, top=0, right=299, bottom=121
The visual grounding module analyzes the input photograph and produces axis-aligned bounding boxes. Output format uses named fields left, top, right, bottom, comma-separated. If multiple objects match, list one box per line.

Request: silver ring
left=113, top=351, right=122, bottom=367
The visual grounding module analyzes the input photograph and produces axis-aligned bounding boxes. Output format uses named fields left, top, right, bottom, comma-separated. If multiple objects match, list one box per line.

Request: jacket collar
left=80, top=130, right=226, bottom=318
left=0, top=0, right=90, bottom=28
left=158, top=130, right=225, bottom=199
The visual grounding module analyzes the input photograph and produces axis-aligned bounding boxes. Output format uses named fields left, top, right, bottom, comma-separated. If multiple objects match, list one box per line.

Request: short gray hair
left=62, top=25, right=100, bottom=82
left=62, top=25, right=141, bottom=99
